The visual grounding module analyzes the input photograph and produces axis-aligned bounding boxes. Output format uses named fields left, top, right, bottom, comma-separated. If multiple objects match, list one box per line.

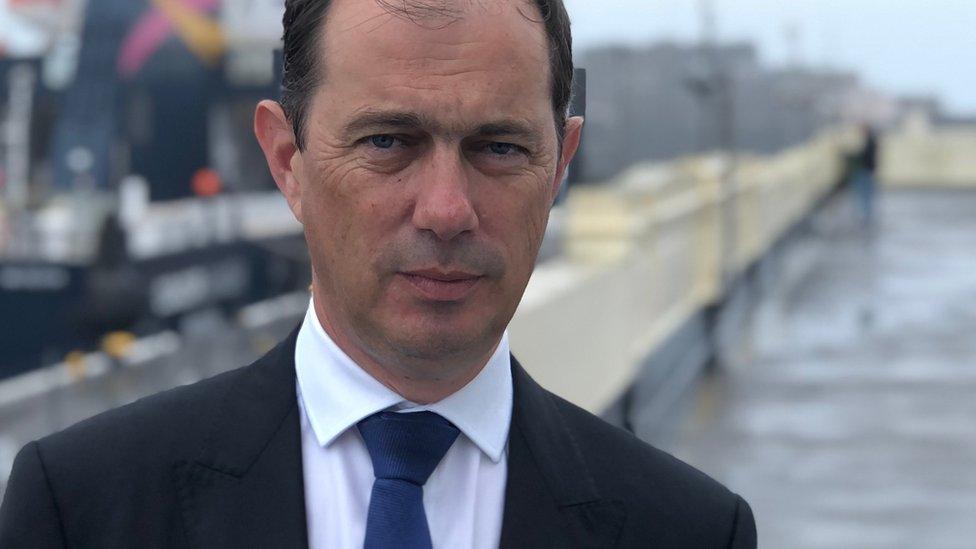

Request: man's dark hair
left=280, top=0, right=574, bottom=151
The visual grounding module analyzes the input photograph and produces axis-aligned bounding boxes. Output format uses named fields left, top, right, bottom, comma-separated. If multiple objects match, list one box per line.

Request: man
left=0, top=0, right=756, bottom=547
left=851, top=123, right=879, bottom=228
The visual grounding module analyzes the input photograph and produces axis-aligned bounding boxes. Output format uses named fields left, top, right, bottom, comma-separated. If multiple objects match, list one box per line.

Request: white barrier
left=510, top=129, right=846, bottom=412
left=881, top=122, right=976, bottom=188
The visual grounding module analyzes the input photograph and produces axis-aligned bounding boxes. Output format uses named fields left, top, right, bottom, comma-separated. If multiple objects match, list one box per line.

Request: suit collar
left=172, top=328, right=625, bottom=548
left=500, top=357, right=625, bottom=548
left=193, top=324, right=303, bottom=475
left=296, top=299, right=513, bottom=463
left=175, top=323, right=309, bottom=548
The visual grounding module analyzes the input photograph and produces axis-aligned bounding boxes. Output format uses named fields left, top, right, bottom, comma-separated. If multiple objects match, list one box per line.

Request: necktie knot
left=357, top=411, right=460, bottom=486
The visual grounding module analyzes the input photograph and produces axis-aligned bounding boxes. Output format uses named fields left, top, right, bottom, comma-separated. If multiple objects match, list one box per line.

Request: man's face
left=275, top=0, right=581, bottom=369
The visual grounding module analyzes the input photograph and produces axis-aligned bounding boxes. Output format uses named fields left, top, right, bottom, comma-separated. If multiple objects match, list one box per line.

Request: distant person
left=852, top=124, right=879, bottom=227
left=0, top=1, right=755, bottom=547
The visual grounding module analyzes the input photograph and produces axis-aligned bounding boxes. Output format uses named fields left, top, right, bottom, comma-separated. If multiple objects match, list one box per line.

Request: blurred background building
left=577, top=43, right=861, bottom=180
left=1, top=1, right=975, bottom=546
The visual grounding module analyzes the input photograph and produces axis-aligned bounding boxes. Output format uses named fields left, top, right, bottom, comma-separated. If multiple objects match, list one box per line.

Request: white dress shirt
left=295, top=298, right=513, bottom=549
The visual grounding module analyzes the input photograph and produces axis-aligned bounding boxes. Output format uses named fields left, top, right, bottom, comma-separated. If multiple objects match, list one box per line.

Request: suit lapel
left=172, top=333, right=625, bottom=548
left=500, top=358, right=626, bottom=548
left=174, top=324, right=309, bottom=549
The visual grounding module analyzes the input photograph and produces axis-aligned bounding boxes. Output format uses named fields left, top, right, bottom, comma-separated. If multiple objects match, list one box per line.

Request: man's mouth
left=398, top=269, right=484, bottom=302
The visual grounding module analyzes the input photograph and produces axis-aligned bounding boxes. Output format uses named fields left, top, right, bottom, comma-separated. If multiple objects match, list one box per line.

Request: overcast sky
left=0, top=1, right=973, bottom=115
left=564, top=0, right=976, bottom=116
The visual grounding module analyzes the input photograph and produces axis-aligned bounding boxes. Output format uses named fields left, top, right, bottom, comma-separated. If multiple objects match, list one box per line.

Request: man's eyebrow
left=339, top=110, right=437, bottom=140
left=339, top=110, right=545, bottom=146
left=473, top=121, right=545, bottom=147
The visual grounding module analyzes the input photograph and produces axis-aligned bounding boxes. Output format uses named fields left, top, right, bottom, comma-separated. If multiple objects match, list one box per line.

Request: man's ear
left=254, top=100, right=304, bottom=224
left=551, top=116, right=584, bottom=202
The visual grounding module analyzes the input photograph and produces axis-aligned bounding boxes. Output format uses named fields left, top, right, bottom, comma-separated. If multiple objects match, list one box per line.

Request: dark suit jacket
left=0, top=325, right=756, bottom=548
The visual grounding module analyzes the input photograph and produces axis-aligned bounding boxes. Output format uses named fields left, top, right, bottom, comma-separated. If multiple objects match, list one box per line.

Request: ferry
left=0, top=0, right=307, bottom=378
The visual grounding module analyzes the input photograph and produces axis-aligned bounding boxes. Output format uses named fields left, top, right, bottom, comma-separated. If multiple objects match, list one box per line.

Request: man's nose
left=411, top=148, right=479, bottom=241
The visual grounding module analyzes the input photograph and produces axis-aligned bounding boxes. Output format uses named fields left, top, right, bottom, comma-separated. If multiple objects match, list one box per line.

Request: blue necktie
left=357, top=411, right=460, bottom=549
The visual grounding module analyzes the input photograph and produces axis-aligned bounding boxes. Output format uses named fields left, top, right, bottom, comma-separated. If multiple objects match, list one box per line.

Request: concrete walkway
left=661, top=189, right=976, bottom=548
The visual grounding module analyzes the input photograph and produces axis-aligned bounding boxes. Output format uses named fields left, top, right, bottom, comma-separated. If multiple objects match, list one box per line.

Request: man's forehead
left=314, top=0, right=552, bottom=117
left=322, top=0, right=548, bottom=59
left=304, top=0, right=557, bottom=147
left=327, top=0, right=539, bottom=26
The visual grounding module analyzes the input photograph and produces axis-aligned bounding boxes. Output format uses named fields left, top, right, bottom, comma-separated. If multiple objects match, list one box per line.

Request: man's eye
left=488, top=142, right=522, bottom=155
left=368, top=135, right=398, bottom=149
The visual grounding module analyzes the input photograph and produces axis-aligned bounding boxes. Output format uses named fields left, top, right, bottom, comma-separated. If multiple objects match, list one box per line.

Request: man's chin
left=382, top=324, right=499, bottom=365
left=361, top=306, right=507, bottom=366
left=392, top=333, right=482, bottom=362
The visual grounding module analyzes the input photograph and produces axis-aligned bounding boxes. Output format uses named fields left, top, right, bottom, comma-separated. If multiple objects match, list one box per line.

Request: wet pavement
left=659, top=189, right=976, bottom=548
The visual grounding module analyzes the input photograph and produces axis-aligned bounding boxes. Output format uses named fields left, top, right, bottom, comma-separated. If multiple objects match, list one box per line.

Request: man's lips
left=398, top=269, right=483, bottom=301
left=404, top=268, right=481, bottom=282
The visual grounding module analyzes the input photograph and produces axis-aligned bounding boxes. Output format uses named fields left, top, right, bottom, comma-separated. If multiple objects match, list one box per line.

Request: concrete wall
left=509, top=130, right=846, bottom=413
left=881, top=117, right=976, bottom=188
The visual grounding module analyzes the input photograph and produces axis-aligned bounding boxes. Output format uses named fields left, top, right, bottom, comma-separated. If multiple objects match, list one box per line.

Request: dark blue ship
left=0, top=0, right=307, bottom=378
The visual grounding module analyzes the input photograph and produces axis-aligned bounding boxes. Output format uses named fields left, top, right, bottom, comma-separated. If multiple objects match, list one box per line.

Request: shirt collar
left=295, top=298, right=512, bottom=463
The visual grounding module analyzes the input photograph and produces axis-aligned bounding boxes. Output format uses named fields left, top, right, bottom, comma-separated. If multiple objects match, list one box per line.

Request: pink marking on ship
left=116, top=0, right=221, bottom=79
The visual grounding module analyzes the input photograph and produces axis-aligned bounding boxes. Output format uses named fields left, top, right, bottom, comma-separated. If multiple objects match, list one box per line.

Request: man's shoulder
left=546, top=390, right=752, bottom=541
left=1, top=363, right=265, bottom=545
left=34, top=322, right=301, bottom=467
left=1, top=330, right=302, bottom=543
left=34, top=363, right=248, bottom=472
left=551, top=392, right=725, bottom=489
